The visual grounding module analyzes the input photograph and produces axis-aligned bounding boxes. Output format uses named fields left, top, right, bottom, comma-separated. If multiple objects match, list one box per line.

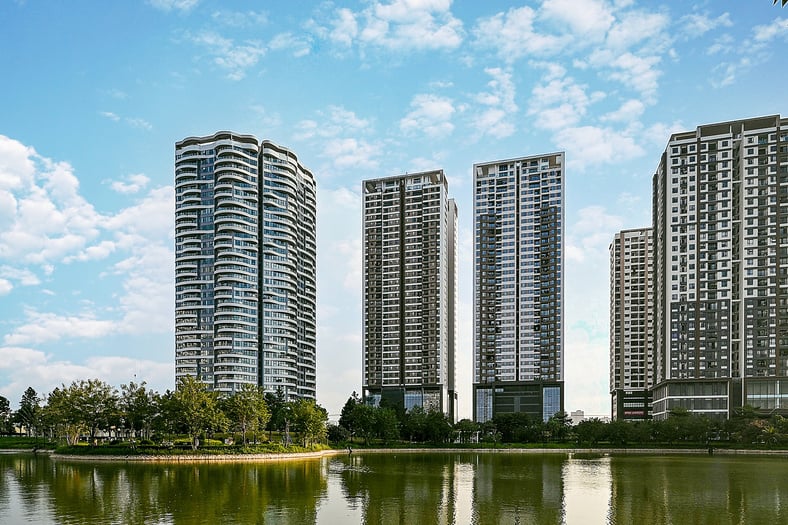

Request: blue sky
left=0, top=0, right=786, bottom=419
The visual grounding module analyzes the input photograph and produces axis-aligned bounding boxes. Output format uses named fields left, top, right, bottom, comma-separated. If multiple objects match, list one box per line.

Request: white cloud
left=294, top=105, right=371, bottom=141
left=605, top=9, right=670, bottom=51
left=0, top=278, right=12, bottom=295
left=100, top=111, right=121, bottom=121
left=589, top=50, right=661, bottom=103
left=600, top=99, right=645, bottom=123
left=680, top=12, right=732, bottom=37
left=322, top=0, right=463, bottom=51
left=108, top=173, right=150, bottom=194
left=326, top=8, right=359, bottom=47
left=189, top=31, right=266, bottom=80
left=0, top=265, right=40, bottom=286
left=554, top=126, right=644, bottom=168
left=473, top=6, right=569, bottom=61
left=528, top=64, right=603, bottom=130
left=4, top=310, right=116, bottom=346
left=753, top=17, right=788, bottom=42
left=148, top=0, right=198, bottom=12
left=400, top=93, right=455, bottom=137
left=269, top=32, right=311, bottom=57
left=211, top=9, right=268, bottom=27
left=0, top=347, right=174, bottom=408
left=470, top=67, right=518, bottom=139
left=0, top=135, right=36, bottom=191
left=322, top=138, right=381, bottom=170
left=541, top=0, right=614, bottom=41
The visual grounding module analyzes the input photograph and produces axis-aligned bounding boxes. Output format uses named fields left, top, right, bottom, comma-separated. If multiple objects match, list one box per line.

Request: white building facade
left=473, top=153, right=565, bottom=423
left=610, top=228, right=654, bottom=420
left=175, top=132, right=316, bottom=400
left=652, top=115, right=788, bottom=419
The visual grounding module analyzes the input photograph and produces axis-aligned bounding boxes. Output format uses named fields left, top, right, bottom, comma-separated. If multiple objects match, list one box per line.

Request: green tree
left=43, top=379, right=118, bottom=444
left=119, top=381, right=159, bottom=440
left=0, top=396, right=11, bottom=435
left=338, top=392, right=360, bottom=434
left=424, top=410, right=453, bottom=444
left=15, top=387, right=41, bottom=437
left=264, top=388, right=288, bottom=440
left=376, top=407, right=400, bottom=444
left=350, top=403, right=377, bottom=445
left=171, top=375, right=225, bottom=449
left=223, top=384, right=270, bottom=445
left=575, top=418, right=606, bottom=445
left=289, top=399, right=328, bottom=447
left=547, top=411, right=572, bottom=442
left=454, top=419, right=479, bottom=444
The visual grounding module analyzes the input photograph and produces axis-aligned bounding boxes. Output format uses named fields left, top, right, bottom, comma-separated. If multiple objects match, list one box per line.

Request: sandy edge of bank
left=1, top=447, right=785, bottom=462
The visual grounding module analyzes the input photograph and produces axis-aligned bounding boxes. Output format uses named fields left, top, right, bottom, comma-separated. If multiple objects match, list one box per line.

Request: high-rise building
left=609, top=228, right=654, bottom=420
left=362, top=170, right=457, bottom=421
left=652, top=115, right=788, bottom=419
left=174, top=132, right=316, bottom=400
left=473, top=152, right=565, bottom=423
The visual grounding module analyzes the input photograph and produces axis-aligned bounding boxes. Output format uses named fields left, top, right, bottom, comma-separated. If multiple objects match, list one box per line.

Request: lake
left=0, top=451, right=785, bottom=524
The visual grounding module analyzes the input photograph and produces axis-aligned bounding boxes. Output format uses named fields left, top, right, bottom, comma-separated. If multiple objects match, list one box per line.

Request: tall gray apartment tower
left=652, top=115, right=788, bottom=419
left=174, top=132, right=317, bottom=400
left=609, top=228, right=654, bottom=420
left=473, top=153, right=565, bottom=423
left=362, top=170, right=458, bottom=421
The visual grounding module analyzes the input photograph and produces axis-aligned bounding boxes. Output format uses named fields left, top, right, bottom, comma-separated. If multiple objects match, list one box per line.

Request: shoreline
left=2, top=446, right=783, bottom=462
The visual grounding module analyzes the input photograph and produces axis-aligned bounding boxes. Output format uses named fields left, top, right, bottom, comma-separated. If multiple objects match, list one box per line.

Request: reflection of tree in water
left=471, top=453, right=564, bottom=525
left=24, top=457, right=328, bottom=524
left=608, top=456, right=788, bottom=525
left=0, top=454, right=51, bottom=518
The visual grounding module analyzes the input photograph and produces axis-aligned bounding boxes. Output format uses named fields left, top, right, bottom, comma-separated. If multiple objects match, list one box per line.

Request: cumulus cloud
left=473, top=6, right=569, bottom=61
left=470, top=67, right=518, bottom=139
left=541, top=0, right=614, bottom=41
left=320, top=0, right=463, bottom=51
left=4, top=311, right=116, bottom=346
left=323, top=138, right=381, bottom=170
left=528, top=63, right=605, bottom=130
left=0, top=135, right=175, bottom=351
left=400, top=94, right=455, bottom=137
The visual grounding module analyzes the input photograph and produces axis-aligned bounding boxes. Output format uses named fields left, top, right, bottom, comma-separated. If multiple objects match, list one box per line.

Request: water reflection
left=0, top=452, right=786, bottom=524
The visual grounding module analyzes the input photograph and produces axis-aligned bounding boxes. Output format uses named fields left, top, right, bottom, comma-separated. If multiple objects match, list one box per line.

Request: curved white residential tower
left=175, top=132, right=316, bottom=400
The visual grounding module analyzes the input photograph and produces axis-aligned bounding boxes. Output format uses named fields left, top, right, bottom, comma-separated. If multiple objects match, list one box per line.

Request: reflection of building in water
left=362, top=171, right=458, bottom=421
left=608, top=456, right=788, bottom=523
left=338, top=453, right=458, bottom=524
left=471, top=454, right=564, bottom=523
